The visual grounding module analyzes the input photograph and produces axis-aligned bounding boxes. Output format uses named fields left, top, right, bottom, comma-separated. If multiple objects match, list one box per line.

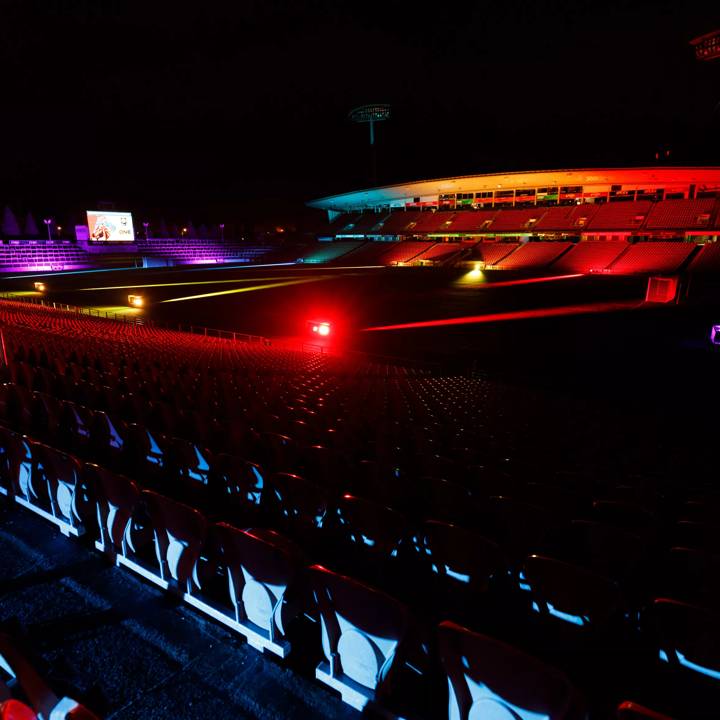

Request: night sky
left=1, top=1, right=718, bottom=225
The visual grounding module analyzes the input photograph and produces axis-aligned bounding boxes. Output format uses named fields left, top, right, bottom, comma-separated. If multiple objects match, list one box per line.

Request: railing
left=0, top=293, right=269, bottom=344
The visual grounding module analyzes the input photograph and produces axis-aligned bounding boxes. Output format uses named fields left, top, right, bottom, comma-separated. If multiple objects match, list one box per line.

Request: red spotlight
left=308, top=319, right=332, bottom=337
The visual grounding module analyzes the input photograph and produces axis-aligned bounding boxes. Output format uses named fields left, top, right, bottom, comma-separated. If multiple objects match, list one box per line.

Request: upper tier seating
left=377, top=211, right=423, bottom=235
left=407, top=211, right=457, bottom=234
left=494, top=242, right=573, bottom=270
left=533, top=205, right=600, bottom=232
left=606, top=242, right=697, bottom=274
left=350, top=211, right=390, bottom=234
left=643, top=199, right=717, bottom=230
left=585, top=201, right=653, bottom=231
left=447, top=210, right=499, bottom=233
left=551, top=241, right=629, bottom=273
left=487, top=208, right=548, bottom=233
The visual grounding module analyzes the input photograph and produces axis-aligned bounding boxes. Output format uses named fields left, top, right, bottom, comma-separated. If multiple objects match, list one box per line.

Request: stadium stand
left=375, top=210, right=423, bottom=235
left=605, top=242, right=697, bottom=274
left=447, top=210, right=499, bottom=233
left=494, top=241, right=573, bottom=270
left=551, top=241, right=629, bottom=274
left=349, top=211, right=390, bottom=234
left=379, top=241, right=435, bottom=264
left=413, top=241, right=470, bottom=264
left=686, top=241, right=720, bottom=273
left=406, top=211, right=456, bottom=234
left=487, top=208, right=548, bottom=233
left=475, top=241, right=520, bottom=266
left=644, top=199, right=717, bottom=230
left=300, top=240, right=365, bottom=264
left=585, top=201, right=654, bottom=232
left=0, top=294, right=719, bottom=718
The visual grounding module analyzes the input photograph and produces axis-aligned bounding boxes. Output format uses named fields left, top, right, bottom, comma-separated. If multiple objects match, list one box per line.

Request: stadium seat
left=263, top=472, right=328, bottom=544
left=0, top=633, right=99, bottom=720
left=130, top=490, right=207, bottom=592
left=26, top=443, right=91, bottom=537
left=0, top=427, right=32, bottom=499
left=615, top=701, right=674, bottom=720
left=437, top=620, right=585, bottom=720
left=650, top=598, right=720, bottom=682
left=308, top=564, right=410, bottom=712
left=87, top=463, right=141, bottom=555
left=523, top=554, right=624, bottom=629
left=188, top=523, right=305, bottom=657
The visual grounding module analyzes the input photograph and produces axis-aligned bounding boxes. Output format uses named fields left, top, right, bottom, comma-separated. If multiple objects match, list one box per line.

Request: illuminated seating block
left=608, top=242, right=696, bottom=274
left=552, top=241, right=629, bottom=273
left=495, top=242, right=572, bottom=270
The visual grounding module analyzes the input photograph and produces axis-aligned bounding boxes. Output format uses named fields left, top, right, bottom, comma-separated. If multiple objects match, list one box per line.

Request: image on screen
left=86, top=210, right=135, bottom=242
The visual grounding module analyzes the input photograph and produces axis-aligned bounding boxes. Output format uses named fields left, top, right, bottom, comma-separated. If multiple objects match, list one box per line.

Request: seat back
left=0, top=428, right=32, bottom=498
left=213, top=523, right=304, bottom=638
left=333, top=494, right=406, bottom=557
left=412, top=520, right=504, bottom=592
left=142, top=490, right=207, bottom=587
left=438, top=620, right=582, bottom=720
left=86, top=464, right=140, bottom=552
left=524, top=555, right=623, bottom=628
left=264, top=472, right=327, bottom=529
left=652, top=598, right=720, bottom=681
left=308, top=565, right=408, bottom=692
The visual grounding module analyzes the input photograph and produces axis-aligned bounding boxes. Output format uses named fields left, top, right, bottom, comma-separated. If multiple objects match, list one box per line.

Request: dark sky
left=1, top=0, right=718, bottom=223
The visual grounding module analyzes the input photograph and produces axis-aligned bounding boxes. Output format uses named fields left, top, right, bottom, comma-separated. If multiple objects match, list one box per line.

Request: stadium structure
left=2, top=168, right=720, bottom=720
left=305, top=167, right=720, bottom=273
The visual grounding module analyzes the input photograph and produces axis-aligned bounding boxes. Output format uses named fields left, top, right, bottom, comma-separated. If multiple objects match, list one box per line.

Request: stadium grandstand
left=2, top=167, right=720, bottom=720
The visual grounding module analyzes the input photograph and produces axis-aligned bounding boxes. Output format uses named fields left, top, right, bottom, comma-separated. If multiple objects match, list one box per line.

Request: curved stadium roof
left=308, top=167, right=720, bottom=212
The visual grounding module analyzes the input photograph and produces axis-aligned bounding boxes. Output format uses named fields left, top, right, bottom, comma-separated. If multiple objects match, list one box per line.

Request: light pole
left=219, top=223, right=225, bottom=242
left=143, top=221, right=150, bottom=241
left=43, top=218, right=52, bottom=242
left=349, top=104, right=391, bottom=185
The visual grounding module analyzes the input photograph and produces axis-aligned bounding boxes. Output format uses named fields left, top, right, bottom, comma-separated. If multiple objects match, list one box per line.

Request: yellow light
left=128, top=294, right=144, bottom=307
left=33, top=282, right=46, bottom=292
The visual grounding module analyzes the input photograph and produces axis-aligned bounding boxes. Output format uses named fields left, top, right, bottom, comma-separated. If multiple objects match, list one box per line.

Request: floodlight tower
left=349, top=104, right=391, bottom=185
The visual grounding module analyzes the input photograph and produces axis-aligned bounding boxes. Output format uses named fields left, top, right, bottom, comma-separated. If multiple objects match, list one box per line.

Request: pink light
left=363, top=300, right=640, bottom=332
left=471, top=273, right=584, bottom=289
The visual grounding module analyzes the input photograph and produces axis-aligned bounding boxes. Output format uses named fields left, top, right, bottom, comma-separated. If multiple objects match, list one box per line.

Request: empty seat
left=616, top=701, right=674, bottom=720
left=438, top=620, right=585, bottom=720
left=651, top=598, right=720, bottom=682
left=86, top=463, right=141, bottom=555
left=523, top=554, right=624, bottom=629
left=308, top=564, right=410, bottom=712
left=0, top=427, right=32, bottom=499
left=139, top=490, right=207, bottom=592
left=0, top=633, right=99, bottom=720
left=190, top=523, right=305, bottom=656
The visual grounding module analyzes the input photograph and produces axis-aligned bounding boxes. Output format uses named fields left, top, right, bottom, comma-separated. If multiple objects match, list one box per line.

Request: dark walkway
left=0, top=507, right=356, bottom=720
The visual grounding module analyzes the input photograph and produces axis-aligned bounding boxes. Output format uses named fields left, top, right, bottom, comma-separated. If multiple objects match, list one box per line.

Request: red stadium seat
left=308, top=564, right=410, bottom=712
left=438, top=620, right=585, bottom=720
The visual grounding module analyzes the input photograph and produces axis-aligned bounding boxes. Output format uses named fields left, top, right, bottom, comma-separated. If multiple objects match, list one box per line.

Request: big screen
left=86, top=211, right=135, bottom=242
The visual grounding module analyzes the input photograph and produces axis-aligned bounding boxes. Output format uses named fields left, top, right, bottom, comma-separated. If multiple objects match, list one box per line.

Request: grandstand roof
left=308, top=167, right=720, bottom=212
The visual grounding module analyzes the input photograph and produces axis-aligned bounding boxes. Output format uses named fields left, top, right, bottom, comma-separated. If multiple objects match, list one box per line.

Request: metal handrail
left=0, top=292, right=269, bottom=344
